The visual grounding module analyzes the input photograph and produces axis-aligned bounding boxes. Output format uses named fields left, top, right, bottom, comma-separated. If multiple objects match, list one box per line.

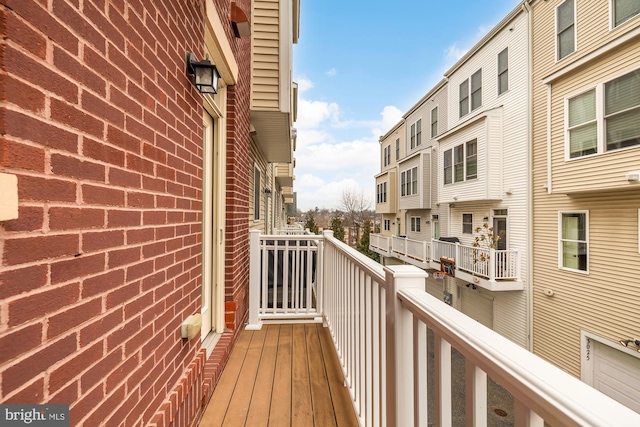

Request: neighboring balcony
left=231, top=230, right=640, bottom=426
left=370, top=235, right=522, bottom=291
left=275, top=162, right=295, bottom=187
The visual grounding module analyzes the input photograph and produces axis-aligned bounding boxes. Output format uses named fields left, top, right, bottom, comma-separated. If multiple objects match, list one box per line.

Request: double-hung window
left=395, top=138, right=400, bottom=160
left=444, top=140, right=478, bottom=184
left=498, top=48, right=508, bottom=95
left=376, top=182, right=387, bottom=204
left=410, top=217, right=421, bottom=233
left=454, top=145, right=464, bottom=182
left=400, top=167, right=418, bottom=196
left=410, top=120, right=422, bottom=149
left=566, top=70, right=640, bottom=159
left=559, top=211, right=588, bottom=272
left=466, top=140, right=477, bottom=179
left=459, top=79, right=469, bottom=117
left=471, top=69, right=482, bottom=111
left=556, top=0, right=575, bottom=60
left=444, top=150, right=453, bottom=185
left=612, top=0, right=640, bottom=27
left=384, top=219, right=390, bottom=231
left=410, top=123, right=416, bottom=149
left=431, top=107, right=438, bottom=138
left=253, top=165, right=261, bottom=221
left=383, top=145, right=391, bottom=166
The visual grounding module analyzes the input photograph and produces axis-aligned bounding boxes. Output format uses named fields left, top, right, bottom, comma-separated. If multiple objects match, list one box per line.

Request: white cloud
left=296, top=99, right=340, bottom=130
left=325, top=68, right=337, bottom=77
left=445, top=24, right=495, bottom=65
left=296, top=76, right=314, bottom=92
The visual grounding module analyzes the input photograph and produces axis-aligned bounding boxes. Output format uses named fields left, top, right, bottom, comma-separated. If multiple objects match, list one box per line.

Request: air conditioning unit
left=625, top=172, right=640, bottom=182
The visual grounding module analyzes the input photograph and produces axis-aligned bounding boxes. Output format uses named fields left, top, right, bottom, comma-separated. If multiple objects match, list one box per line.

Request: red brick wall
left=0, top=1, right=241, bottom=425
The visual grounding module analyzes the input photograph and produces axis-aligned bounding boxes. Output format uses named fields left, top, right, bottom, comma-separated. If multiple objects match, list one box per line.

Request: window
left=432, top=215, right=440, bottom=239
left=431, top=107, right=438, bottom=138
left=410, top=120, right=422, bottom=149
left=454, top=145, right=464, bottom=182
left=559, top=212, right=588, bottom=272
left=253, top=165, right=261, bottom=221
left=400, top=167, right=418, bottom=196
left=556, top=0, right=575, bottom=60
left=383, top=145, right=391, bottom=166
left=377, top=182, right=387, bottom=204
left=613, top=0, right=640, bottom=27
left=568, top=89, right=597, bottom=158
left=444, top=149, right=452, bottom=185
left=384, top=219, right=390, bottom=231
left=471, top=69, right=482, bottom=111
left=498, top=48, right=508, bottom=95
left=395, top=138, right=400, bottom=160
left=462, top=214, right=473, bottom=234
left=459, top=79, right=469, bottom=117
left=410, top=217, right=421, bottom=233
left=565, top=70, right=640, bottom=159
left=466, top=140, right=477, bottom=179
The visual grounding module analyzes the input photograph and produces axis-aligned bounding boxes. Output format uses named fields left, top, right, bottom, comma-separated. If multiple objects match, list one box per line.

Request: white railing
left=391, top=235, right=430, bottom=262
left=432, top=239, right=520, bottom=281
left=431, top=239, right=456, bottom=261
left=247, top=230, right=640, bottom=426
left=274, top=225, right=307, bottom=235
left=369, top=233, right=391, bottom=253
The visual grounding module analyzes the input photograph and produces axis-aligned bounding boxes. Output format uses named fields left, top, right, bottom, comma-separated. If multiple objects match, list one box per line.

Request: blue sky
left=292, top=0, right=522, bottom=211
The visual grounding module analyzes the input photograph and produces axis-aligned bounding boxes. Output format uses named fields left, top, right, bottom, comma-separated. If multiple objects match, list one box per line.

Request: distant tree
left=340, top=187, right=372, bottom=227
left=330, top=216, right=345, bottom=242
left=304, top=211, right=319, bottom=235
left=356, top=220, right=380, bottom=262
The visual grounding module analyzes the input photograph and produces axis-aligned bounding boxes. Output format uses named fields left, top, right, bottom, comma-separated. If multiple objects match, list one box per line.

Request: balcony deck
left=199, top=323, right=358, bottom=426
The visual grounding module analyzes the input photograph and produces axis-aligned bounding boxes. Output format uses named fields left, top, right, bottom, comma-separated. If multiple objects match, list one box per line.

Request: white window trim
left=558, top=210, right=589, bottom=274
left=430, top=106, right=438, bottom=138
left=253, top=163, right=261, bottom=221
left=563, top=66, right=640, bottom=161
left=462, top=213, right=473, bottom=234
left=555, top=0, right=578, bottom=62
left=610, top=0, right=640, bottom=30
left=410, top=216, right=421, bottom=233
left=497, top=47, right=509, bottom=96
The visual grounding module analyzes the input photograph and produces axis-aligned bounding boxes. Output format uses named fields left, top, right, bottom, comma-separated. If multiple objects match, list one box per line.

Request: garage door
left=589, top=340, right=640, bottom=412
left=460, top=287, right=493, bottom=329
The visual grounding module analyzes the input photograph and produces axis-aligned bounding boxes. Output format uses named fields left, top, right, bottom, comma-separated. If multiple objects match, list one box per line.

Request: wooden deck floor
left=199, top=323, right=359, bottom=427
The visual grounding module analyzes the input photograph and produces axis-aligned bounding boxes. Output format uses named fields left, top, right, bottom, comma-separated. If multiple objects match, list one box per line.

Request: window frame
left=498, top=48, right=509, bottom=96
left=443, top=149, right=453, bottom=185
left=564, top=68, right=640, bottom=160
left=410, top=216, right=421, bottom=233
left=253, top=164, right=261, bottom=221
left=558, top=211, right=589, bottom=273
left=431, top=106, right=438, bottom=138
left=471, top=69, right=483, bottom=111
left=416, top=118, right=422, bottom=147
left=466, top=139, right=478, bottom=180
left=400, top=166, right=419, bottom=197
left=462, top=213, right=473, bottom=234
left=395, top=138, right=400, bottom=160
left=384, top=219, right=391, bottom=231
left=556, top=0, right=576, bottom=61
left=410, top=122, right=416, bottom=149
left=611, top=0, right=640, bottom=29
left=383, top=145, right=391, bottom=166
left=459, top=79, right=469, bottom=118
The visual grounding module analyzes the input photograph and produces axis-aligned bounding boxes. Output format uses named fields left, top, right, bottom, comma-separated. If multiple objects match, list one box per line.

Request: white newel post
left=385, top=265, right=429, bottom=427
left=246, top=230, right=262, bottom=330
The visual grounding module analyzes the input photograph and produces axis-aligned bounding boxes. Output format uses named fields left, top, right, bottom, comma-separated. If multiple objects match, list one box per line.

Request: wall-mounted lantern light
left=186, top=52, right=220, bottom=94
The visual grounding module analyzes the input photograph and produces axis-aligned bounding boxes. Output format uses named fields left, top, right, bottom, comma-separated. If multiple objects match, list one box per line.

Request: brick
left=127, top=191, right=154, bottom=208
left=143, top=210, right=166, bottom=225
left=50, top=98, right=104, bottom=138
left=3, top=10, right=47, bottom=58
left=126, top=153, right=154, bottom=175
left=106, top=281, right=140, bottom=308
left=83, top=1, right=124, bottom=51
left=141, top=271, right=165, bottom=292
left=108, top=352, right=142, bottom=392
left=2, top=109, right=78, bottom=153
left=156, top=164, right=175, bottom=181
left=0, top=323, right=43, bottom=365
left=79, top=308, right=123, bottom=346
left=142, top=241, right=165, bottom=259
left=124, top=323, right=153, bottom=356
left=50, top=153, right=105, bottom=182
left=156, top=195, right=175, bottom=209
left=125, top=259, right=154, bottom=281
left=49, top=207, right=105, bottom=231
left=81, top=91, right=124, bottom=128
left=107, top=42, right=142, bottom=84
left=107, top=209, right=141, bottom=227
left=69, top=383, right=104, bottom=426
left=3, top=74, right=46, bottom=113
left=3, top=0, right=78, bottom=55
left=125, top=115, right=155, bottom=143
left=81, top=269, right=125, bottom=298
left=109, top=167, right=141, bottom=188
left=48, top=381, right=78, bottom=406
left=0, top=265, right=48, bottom=299
left=53, top=46, right=106, bottom=97
left=49, top=341, right=103, bottom=393
left=106, top=316, right=141, bottom=351
left=83, top=137, right=125, bottom=166
left=82, top=229, right=125, bottom=252
left=3, top=378, right=45, bottom=404
left=142, top=142, right=167, bottom=163
left=2, top=334, right=76, bottom=396
left=127, top=80, right=155, bottom=112
left=108, top=247, right=141, bottom=268
left=50, top=253, right=105, bottom=284
left=48, top=298, right=103, bottom=339
left=127, top=228, right=154, bottom=244
left=52, top=0, right=105, bottom=54
left=3, top=206, right=44, bottom=232
left=0, top=139, right=45, bottom=171
left=9, top=283, right=80, bottom=326
left=82, top=184, right=125, bottom=206
left=3, top=234, right=79, bottom=265
left=84, top=46, right=126, bottom=90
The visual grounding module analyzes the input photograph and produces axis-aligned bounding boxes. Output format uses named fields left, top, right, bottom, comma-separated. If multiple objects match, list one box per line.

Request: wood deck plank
left=319, top=325, right=360, bottom=427
left=268, top=324, right=292, bottom=426
left=306, top=324, right=338, bottom=427
left=200, top=331, right=253, bottom=426
left=222, top=328, right=268, bottom=427
left=244, top=325, right=279, bottom=427
left=291, top=324, right=314, bottom=426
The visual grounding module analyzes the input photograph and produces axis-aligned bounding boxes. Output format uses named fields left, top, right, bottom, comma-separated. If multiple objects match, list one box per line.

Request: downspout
left=523, top=0, right=534, bottom=352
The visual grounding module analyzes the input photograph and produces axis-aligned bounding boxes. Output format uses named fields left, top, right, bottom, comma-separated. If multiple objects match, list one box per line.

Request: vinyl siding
left=250, top=142, right=271, bottom=232
left=375, top=171, right=397, bottom=214
left=531, top=0, right=640, bottom=377
left=252, top=0, right=281, bottom=110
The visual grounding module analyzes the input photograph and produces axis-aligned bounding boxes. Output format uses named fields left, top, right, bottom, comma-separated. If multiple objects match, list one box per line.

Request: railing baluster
left=414, top=318, right=428, bottom=427
left=434, top=333, right=452, bottom=427
left=514, top=399, right=544, bottom=427
left=465, top=359, right=487, bottom=427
